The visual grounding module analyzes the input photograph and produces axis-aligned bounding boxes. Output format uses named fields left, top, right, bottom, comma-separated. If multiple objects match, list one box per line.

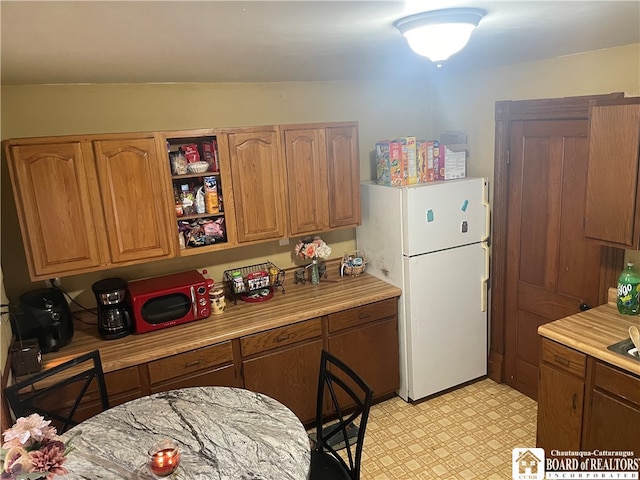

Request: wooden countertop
left=40, top=272, right=402, bottom=373
left=538, top=288, right=640, bottom=376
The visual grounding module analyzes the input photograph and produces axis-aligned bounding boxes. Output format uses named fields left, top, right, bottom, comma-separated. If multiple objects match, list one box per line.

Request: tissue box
left=438, top=145, right=467, bottom=180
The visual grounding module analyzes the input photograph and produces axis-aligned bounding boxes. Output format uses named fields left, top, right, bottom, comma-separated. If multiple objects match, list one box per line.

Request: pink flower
left=29, top=442, right=68, bottom=478
left=1, top=415, right=71, bottom=479
left=303, top=243, right=317, bottom=258
left=294, top=236, right=331, bottom=260
left=2, top=414, right=57, bottom=449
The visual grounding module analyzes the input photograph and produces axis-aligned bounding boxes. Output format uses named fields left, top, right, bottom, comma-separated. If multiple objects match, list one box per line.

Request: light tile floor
left=361, top=378, right=537, bottom=479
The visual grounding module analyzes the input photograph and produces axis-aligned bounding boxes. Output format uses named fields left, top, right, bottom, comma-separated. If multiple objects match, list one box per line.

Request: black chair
left=4, top=350, right=109, bottom=433
left=310, top=350, right=374, bottom=480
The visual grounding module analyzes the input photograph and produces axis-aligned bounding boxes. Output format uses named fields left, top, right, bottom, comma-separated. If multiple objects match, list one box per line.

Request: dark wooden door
left=505, top=119, right=602, bottom=398
left=489, top=95, right=625, bottom=401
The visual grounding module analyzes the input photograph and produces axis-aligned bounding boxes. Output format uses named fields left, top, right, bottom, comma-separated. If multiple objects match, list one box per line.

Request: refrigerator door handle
left=481, top=243, right=490, bottom=312
left=481, top=178, right=491, bottom=243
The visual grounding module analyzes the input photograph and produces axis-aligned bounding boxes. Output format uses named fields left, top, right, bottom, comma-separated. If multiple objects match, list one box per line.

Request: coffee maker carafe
left=92, top=278, right=132, bottom=340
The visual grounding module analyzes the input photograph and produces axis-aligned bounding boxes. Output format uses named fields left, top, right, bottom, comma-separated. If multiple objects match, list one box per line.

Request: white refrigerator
left=356, top=177, right=490, bottom=401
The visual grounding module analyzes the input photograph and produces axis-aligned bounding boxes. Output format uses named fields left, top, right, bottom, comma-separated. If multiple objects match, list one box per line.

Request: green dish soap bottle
left=617, top=262, right=640, bottom=315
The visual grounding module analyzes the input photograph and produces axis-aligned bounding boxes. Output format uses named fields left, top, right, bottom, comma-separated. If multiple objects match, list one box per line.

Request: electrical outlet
left=278, top=238, right=290, bottom=246
left=44, top=278, right=61, bottom=288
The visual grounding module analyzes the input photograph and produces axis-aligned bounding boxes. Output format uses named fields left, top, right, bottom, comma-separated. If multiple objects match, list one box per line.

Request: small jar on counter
left=210, top=288, right=226, bottom=314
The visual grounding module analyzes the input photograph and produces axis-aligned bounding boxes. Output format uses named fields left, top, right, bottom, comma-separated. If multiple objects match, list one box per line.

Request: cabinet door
left=326, top=125, right=361, bottom=228
left=243, top=340, right=323, bottom=425
left=584, top=390, right=640, bottom=451
left=93, top=137, right=174, bottom=263
left=584, top=99, right=640, bottom=247
left=583, top=361, right=640, bottom=451
left=227, top=129, right=286, bottom=242
left=284, top=128, right=329, bottom=235
left=536, top=363, right=584, bottom=451
left=23, top=365, right=142, bottom=431
left=6, top=141, right=107, bottom=279
left=328, top=316, right=399, bottom=404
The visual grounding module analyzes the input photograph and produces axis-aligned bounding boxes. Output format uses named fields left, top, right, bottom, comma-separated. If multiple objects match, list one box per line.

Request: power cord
left=50, top=283, right=99, bottom=325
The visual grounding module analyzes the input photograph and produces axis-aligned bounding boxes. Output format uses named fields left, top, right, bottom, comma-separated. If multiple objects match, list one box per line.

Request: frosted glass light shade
left=394, top=8, right=485, bottom=63
left=404, top=23, right=476, bottom=62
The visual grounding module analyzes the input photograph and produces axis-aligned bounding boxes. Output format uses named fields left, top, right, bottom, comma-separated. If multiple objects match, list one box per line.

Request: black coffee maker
left=92, top=278, right=132, bottom=340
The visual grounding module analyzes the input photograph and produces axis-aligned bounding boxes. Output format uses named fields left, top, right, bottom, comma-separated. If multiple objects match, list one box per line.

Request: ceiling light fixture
left=394, top=8, right=486, bottom=63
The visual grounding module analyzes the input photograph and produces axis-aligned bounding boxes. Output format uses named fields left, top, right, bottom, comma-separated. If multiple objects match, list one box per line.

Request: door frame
left=488, top=93, right=626, bottom=384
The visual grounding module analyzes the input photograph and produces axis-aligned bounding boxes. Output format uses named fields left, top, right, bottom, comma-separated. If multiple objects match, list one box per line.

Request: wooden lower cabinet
left=327, top=299, right=400, bottom=406
left=14, top=297, right=400, bottom=429
left=583, top=361, right=640, bottom=451
left=536, top=363, right=584, bottom=451
left=25, top=365, right=142, bottom=432
left=537, top=338, right=640, bottom=452
left=241, top=319, right=323, bottom=425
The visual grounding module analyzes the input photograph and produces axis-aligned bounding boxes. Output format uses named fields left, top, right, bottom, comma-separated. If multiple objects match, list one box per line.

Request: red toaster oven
left=128, top=270, right=214, bottom=334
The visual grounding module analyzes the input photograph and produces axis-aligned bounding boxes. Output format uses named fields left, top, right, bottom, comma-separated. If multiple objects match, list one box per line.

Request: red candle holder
left=148, top=439, right=181, bottom=477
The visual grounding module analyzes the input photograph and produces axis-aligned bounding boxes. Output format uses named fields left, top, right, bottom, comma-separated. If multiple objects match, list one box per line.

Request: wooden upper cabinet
left=5, top=141, right=107, bottom=279
left=584, top=98, right=640, bottom=248
left=284, top=128, right=329, bottom=235
left=326, top=124, right=361, bottom=228
left=283, top=122, right=361, bottom=236
left=93, top=137, right=174, bottom=263
left=4, top=134, right=175, bottom=280
left=227, top=128, right=286, bottom=243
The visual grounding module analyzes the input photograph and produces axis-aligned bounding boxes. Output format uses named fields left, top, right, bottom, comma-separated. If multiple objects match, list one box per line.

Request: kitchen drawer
left=594, top=361, right=640, bottom=407
left=241, top=318, right=322, bottom=357
left=328, top=298, right=397, bottom=334
left=147, top=342, right=233, bottom=385
left=150, top=364, right=238, bottom=394
left=541, top=338, right=586, bottom=379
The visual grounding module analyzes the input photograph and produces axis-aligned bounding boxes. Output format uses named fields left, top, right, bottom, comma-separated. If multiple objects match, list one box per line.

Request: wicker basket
left=341, top=251, right=367, bottom=277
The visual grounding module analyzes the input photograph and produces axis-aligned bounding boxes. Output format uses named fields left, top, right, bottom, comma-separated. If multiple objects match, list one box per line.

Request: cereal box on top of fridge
left=433, top=141, right=442, bottom=180
left=394, top=136, right=417, bottom=185
left=417, top=140, right=434, bottom=183
left=376, top=140, right=403, bottom=186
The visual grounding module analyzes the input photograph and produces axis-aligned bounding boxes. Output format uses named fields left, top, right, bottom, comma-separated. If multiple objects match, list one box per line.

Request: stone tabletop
left=59, top=386, right=311, bottom=479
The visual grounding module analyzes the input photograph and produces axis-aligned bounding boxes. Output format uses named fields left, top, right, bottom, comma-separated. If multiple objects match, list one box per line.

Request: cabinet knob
left=579, top=303, right=591, bottom=311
